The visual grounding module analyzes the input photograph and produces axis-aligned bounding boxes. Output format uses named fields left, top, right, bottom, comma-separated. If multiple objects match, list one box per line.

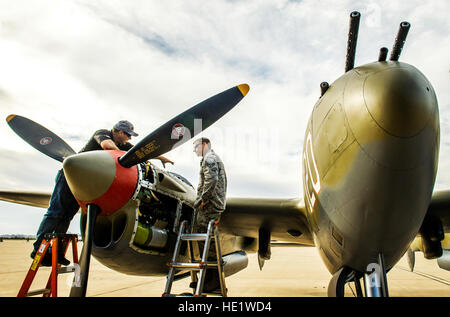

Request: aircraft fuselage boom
left=302, top=61, right=439, bottom=274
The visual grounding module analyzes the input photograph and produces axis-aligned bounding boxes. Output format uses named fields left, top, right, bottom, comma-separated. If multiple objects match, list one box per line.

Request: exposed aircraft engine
left=131, top=191, right=178, bottom=253
left=134, top=223, right=168, bottom=249
left=130, top=162, right=195, bottom=254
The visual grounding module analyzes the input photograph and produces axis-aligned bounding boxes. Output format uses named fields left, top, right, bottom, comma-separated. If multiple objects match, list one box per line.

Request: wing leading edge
left=0, top=190, right=51, bottom=209
left=0, top=190, right=314, bottom=247
left=2, top=188, right=448, bottom=241
left=220, top=197, right=314, bottom=246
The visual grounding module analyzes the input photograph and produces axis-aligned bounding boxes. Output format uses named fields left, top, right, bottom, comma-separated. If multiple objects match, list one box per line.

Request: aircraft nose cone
left=63, top=151, right=116, bottom=202
left=363, top=66, right=436, bottom=137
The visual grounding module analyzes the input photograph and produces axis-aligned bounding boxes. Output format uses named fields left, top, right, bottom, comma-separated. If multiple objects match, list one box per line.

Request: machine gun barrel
left=320, top=82, right=329, bottom=97
left=389, top=22, right=410, bottom=61
left=345, top=11, right=361, bottom=72
left=378, top=47, right=388, bottom=62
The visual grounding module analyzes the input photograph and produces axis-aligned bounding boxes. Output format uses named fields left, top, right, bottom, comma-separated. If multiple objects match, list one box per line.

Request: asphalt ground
left=0, top=240, right=449, bottom=297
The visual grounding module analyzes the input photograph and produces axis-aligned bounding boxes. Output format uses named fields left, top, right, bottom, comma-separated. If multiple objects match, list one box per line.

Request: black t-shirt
left=80, top=129, right=133, bottom=153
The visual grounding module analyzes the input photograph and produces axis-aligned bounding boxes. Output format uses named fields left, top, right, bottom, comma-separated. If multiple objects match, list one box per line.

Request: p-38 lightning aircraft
left=1, top=11, right=449, bottom=297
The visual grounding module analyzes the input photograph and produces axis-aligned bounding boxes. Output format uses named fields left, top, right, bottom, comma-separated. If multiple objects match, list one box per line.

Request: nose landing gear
left=328, top=253, right=389, bottom=297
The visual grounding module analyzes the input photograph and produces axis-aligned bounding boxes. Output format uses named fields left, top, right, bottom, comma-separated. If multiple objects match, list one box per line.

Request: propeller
left=258, top=227, right=271, bottom=270
left=69, top=204, right=99, bottom=297
left=6, top=115, right=76, bottom=162
left=119, top=84, right=250, bottom=167
left=6, top=83, right=250, bottom=297
left=406, top=248, right=415, bottom=272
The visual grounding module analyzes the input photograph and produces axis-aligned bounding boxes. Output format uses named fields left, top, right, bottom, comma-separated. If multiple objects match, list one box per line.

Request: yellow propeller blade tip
left=237, top=84, right=250, bottom=96
left=6, top=114, right=16, bottom=123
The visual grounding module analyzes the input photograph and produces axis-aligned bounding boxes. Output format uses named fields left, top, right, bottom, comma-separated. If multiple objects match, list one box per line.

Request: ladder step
left=180, top=233, right=210, bottom=241
left=17, top=235, right=80, bottom=298
left=57, top=266, right=76, bottom=274
left=170, top=261, right=219, bottom=270
left=163, top=220, right=226, bottom=297
left=202, top=289, right=225, bottom=296
left=162, top=293, right=194, bottom=297
left=26, top=288, right=51, bottom=297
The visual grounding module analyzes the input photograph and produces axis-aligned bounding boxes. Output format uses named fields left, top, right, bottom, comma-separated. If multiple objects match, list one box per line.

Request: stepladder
left=17, top=233, right=79, bottom=297
left=163, top=220, right=227, bottom=297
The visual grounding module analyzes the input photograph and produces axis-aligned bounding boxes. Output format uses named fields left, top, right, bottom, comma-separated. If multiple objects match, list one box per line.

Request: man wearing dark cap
left=31, top=120, right=174, bottom=266
left=80, top=120, right=139, bottom=152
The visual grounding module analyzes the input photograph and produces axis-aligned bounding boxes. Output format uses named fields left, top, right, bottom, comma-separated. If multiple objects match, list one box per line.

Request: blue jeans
left=32, top=169, right=80, bottom=254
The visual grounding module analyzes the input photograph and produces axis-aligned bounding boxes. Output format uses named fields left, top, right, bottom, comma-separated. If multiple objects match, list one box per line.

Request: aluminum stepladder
left=17, top=233, right=79, bottom=297
left=162, top=220, right=227, bottom=297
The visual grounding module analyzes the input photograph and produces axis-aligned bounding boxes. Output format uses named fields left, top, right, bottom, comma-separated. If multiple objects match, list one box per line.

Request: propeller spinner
left=63, top=150, right=138, bottom=215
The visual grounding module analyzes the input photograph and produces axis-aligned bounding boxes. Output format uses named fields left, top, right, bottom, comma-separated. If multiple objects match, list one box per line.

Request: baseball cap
left=113, top=120, right=138, bottom=137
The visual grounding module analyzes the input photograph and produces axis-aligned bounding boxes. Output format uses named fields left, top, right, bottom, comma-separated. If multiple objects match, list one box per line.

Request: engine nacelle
left=437, top=250, right=450, bottom=271
left=87, top=162, right=247, bottom=277
left=223, top=251, right=249, bottom=277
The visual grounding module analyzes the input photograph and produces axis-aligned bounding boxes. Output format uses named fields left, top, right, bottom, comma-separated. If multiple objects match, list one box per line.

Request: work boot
left=30, top=250, right=70, bottom=266
left=203, top=270, right=221, bottom=292
left=58, top=255, right=71, bottom=266
left=30, top=251, right=52, bottom=267
left=189, top=270, right=221, bottom=293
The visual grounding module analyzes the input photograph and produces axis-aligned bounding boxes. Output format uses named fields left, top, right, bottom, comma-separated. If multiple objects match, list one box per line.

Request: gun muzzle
left=378, top=47, right=388, bottom=62
left=345, top=11, right=361, bottom=72
left=389, top=22, right=410, bottom=61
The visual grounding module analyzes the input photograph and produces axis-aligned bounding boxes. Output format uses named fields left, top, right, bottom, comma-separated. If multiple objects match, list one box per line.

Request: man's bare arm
left=100, top=139, right=119, bottom=150
left=156, top=155, right=174, bottom=168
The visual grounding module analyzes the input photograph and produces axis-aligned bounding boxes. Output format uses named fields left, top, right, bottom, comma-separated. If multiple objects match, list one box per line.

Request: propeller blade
left=118, top=84, right=250, bottom=168
left=258, top=253, right=266, bottom=271
left=406, top=248, right=415, bottom=272
left=69, top=204, right=100, bottom=297
left=6, top=114, right=76, bottom=162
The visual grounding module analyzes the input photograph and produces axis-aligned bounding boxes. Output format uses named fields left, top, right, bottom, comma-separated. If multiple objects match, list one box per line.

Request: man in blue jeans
left=32, top=169, right=80, bottom=266
left=31, top=120, right=173, bottom=266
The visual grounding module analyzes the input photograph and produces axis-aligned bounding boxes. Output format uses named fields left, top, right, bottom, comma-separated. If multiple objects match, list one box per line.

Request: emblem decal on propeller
left=39, top=137, right=52, bottom=145
left=171, top=123, right=186, bottom=139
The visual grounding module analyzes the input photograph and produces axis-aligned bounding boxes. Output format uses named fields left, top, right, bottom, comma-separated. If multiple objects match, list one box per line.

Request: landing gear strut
left=328, top=253, right=389, bottom=297
left=363, top=253, right=389, bottom=297
left=327, top=266, right=353, bottom=297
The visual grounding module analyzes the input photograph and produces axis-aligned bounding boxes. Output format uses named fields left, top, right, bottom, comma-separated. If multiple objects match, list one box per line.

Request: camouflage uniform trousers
left=191, top=204, right=223, bottom=260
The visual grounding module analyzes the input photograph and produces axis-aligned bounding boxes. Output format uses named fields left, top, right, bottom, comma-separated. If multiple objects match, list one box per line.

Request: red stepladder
left=17, top=233, right=79, bottom=297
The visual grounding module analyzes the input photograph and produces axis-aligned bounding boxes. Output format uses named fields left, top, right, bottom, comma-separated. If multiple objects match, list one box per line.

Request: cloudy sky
left=0, top=0, right=449, bottom=234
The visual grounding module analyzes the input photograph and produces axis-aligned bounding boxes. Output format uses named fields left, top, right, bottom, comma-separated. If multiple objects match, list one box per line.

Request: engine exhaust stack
left=389, top=22, right=410, bottom=61
left=345, top=11, right=361, bottom=72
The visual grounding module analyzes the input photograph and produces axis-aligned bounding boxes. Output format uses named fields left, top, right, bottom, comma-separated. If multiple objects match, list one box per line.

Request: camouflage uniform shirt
left=192, top=149, right=227, bottom=256
left=195, top=149, right=227, bottom=212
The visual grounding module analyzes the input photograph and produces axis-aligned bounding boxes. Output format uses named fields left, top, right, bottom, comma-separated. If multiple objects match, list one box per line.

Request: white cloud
left=0, top=0, right=449, bottom=234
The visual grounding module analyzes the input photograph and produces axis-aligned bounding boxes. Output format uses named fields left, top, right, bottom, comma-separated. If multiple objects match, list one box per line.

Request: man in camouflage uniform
left=192, top=137, right=227, bottom=234
left=190, top=137, right=227, bottom=292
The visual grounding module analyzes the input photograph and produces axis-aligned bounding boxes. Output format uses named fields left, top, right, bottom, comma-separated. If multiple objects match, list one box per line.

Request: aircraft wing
left=0, top=190, right=316, bottom=247
left=0, top=190, right=51, bottom=209
left=425, top=189, right=450, bottom=233
left=219, top=197, right=315, bottom=246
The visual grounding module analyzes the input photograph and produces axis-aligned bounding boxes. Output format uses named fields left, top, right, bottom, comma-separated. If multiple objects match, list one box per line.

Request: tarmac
left=0, top=240, right=449, bottom=297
